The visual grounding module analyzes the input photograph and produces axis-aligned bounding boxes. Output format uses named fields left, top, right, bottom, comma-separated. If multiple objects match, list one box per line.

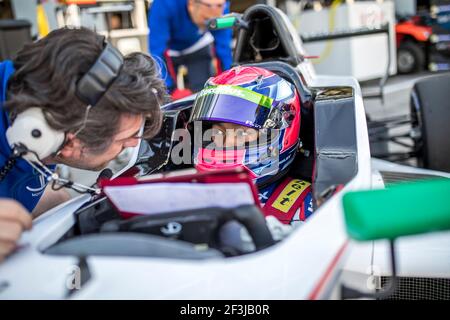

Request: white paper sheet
left=103, top=182, right=255, bottom=215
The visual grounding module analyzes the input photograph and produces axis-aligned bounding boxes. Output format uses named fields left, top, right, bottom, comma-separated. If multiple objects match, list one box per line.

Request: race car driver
left=188, top=66, right=314, bottom=249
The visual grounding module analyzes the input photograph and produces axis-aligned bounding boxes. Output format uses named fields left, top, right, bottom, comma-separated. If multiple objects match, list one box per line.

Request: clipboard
left=99, top=167, right=261, bottom=218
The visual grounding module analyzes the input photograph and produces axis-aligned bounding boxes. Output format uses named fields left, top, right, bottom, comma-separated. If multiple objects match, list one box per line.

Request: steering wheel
left=100, top=204, right=275, bottom=255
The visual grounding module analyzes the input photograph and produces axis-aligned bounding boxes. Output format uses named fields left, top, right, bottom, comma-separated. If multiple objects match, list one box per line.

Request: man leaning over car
left=0, top=27, right=167, bottom=262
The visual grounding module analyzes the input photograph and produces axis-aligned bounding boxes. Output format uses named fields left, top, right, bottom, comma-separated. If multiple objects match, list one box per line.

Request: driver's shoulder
left=261, top=175, right=313, bottom=224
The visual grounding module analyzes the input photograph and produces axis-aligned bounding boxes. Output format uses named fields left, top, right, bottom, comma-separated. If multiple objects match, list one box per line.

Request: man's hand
left=0, top=199, right=32, bottom=263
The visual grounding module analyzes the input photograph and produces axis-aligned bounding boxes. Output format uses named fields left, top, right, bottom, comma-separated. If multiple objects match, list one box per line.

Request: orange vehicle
left=396, top=16, right=432, bottom=73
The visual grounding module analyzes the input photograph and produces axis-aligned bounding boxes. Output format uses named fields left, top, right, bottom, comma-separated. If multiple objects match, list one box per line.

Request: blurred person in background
left=148, top=0, right=232, bottom=98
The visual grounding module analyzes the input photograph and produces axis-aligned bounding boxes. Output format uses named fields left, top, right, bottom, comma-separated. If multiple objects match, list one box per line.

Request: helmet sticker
left=197, top=85, right=273, bottom=109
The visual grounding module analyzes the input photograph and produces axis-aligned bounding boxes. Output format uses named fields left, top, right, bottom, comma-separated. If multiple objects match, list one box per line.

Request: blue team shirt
left=0, top=60, right=48, bottom=212
left=148, top=0, right=233, bottom=88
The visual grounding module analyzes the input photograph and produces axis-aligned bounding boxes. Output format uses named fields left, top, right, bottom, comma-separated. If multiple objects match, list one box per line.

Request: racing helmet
left=189, top=66, right=301, bottom=187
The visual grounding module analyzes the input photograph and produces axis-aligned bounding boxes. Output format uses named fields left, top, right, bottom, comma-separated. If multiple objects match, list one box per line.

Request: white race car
left=0, top=4, right=449, bottom=300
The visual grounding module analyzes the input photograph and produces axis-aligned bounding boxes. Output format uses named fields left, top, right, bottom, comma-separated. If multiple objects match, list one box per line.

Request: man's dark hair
left=5, top=27, right=167, bottom=153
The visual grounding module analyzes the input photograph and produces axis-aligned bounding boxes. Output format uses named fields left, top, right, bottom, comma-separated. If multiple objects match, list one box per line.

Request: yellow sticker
left=272, top=179, right=310, bottom=213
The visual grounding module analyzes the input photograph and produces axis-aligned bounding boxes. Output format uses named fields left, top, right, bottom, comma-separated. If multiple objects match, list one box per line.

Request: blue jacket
left=148, top=0, right=232, bottom=89
left=0, top=60, right=48, bottom=212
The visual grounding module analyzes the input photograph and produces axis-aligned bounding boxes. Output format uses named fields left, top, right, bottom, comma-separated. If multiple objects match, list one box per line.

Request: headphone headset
left=5, top=40, right=124, bottom=162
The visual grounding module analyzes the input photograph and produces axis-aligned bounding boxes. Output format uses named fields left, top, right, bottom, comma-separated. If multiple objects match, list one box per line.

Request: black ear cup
left=76, top=43, right=123, bottom=107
